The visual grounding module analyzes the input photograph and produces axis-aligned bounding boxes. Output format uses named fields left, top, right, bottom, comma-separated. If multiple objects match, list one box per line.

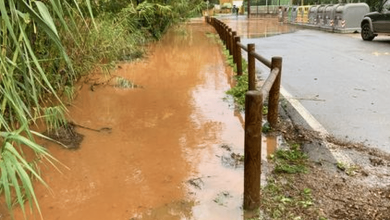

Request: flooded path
left=12, top=20, right=244, bottom=220
left=219, top=16, right=298, bottom=39
left=10, top=18, right=290, bottom=220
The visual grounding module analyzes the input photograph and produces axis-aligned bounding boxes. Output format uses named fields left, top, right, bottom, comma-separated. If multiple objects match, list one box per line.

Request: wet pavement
left=219, top=15, right=298, bottom=39
left=9, top=19, right=283, bottom=220
left=217, top=15, right=390, bottom=153
left=240, top=27, right=390, bottom=153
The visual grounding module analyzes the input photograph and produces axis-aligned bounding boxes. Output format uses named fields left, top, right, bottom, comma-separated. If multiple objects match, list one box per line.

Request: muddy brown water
left=221, top=17, right=298, bottom=39
left=9, top=18, right=286, bottom=220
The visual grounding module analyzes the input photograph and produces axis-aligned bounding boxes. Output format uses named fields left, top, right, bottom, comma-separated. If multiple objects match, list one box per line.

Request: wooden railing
left=205, top=16, right=283, bottom=211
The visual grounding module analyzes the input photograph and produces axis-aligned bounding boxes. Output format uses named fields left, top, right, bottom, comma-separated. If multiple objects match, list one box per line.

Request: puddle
left=265, top=135, right=282, bottom=157
left=129, top=200, right=195, bottom=220
left=221, top=17, right=299, bottom=39
left=8, top=18, right=286, bottom=220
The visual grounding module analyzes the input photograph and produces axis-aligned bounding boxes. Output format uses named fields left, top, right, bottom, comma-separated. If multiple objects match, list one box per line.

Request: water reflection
left=221, top=17, right=299, bottom=39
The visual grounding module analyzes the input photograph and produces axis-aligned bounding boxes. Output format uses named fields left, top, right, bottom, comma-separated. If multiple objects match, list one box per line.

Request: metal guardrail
left=205, top=16, right=283, bottom=211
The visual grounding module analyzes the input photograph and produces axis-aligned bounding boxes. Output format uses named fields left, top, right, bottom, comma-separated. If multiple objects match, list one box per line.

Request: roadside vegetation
left=259, top=144, right=326, bottom=220
left=1, top=0, right=206, bottom=218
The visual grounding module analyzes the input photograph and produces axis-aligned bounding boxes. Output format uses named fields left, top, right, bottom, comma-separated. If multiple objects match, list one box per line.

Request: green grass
left=258, top=143, right=330, bottom=219
left=115, top=77, right=135, bottom=89
left=43, top=106, right=68, bottom=131
left=271, top=144, right=308, bottom=174
left=336, top=162, right=361, bottom=176
left=226, top=74, right=249, bottom=110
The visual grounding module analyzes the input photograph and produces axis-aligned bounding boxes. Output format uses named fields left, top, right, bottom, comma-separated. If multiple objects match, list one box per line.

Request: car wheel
left=361, top=23, right=375, bottom=41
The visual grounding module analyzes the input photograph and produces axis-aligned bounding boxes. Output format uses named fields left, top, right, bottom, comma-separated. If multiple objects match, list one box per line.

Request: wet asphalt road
left=237, top=21, right=390, bottom=152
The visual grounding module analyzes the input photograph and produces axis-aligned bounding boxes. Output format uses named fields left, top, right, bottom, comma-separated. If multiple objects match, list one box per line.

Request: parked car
left=360, top=0, right=390, bottom=41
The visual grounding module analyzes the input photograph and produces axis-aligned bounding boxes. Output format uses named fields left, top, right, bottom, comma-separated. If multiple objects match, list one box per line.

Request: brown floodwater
left=9, top=18, right=284, bottom=220
left=221, top=17, right=299, bottom=39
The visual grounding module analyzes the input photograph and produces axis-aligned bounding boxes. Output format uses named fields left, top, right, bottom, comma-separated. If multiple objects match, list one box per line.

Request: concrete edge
left=280, top=87, right=329, bottom=137
left=279, top=86, right=356, bottom=165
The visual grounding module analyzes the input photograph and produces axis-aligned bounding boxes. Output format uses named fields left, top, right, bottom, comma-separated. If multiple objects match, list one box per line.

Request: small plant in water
left=64, top=86, right=76, bottom=102
left=116, top=76, right=135, bottom=89
left=43, top=106, right=68, bottom=131
left=226, top=74, right=248, bottom=110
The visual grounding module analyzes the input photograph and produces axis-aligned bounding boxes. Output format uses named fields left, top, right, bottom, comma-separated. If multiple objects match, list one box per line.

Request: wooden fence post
left=244, top=90, right=263, bottom=210
left=231, top=31, right=237, bottom=64
left=222, top=24, right=226, bottom=44
left=219, top=23, right=223, bottom=42
left=230, top=30, right=235, bottom=57
left=221, top=23, right=224, bottom=41
left=268, top=57, right=282, bottom=127
left=235, top=36, right=242, bottom=76
left=248, top=44, right=256, bottom=90
left=224, top=25, right=228, bottom=45
left=227, top=28, right=232, bottom=53
left=218, top=21, right=222, bottom=37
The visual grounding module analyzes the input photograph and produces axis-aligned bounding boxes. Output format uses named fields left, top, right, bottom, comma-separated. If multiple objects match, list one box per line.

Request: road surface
left=238, top=25, right=390, bottom=152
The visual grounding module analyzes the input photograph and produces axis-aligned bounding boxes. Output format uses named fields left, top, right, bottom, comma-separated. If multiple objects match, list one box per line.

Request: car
left=360, top=0, right=390, bottom=41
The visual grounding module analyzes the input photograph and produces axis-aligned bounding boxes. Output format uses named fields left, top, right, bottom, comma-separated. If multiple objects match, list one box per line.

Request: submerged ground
left=5, top=17, right=390, bottom=220
left=10, top=19, right=250, bottom=220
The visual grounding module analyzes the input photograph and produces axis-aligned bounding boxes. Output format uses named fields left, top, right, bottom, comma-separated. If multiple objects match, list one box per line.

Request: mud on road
left=263, top=106, right=390, bottom=219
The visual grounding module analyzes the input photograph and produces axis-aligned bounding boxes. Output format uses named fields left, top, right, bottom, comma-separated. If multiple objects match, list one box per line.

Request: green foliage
left=43, top=106, right=67, bottom=131
left=115, top=76, right=135, bottom=89
left=365, top=0, right=389, bottom=12
left=271, top=144, right=308, bottom=174
left=262, top=122, right=271, bottom=133
left=262, top=105, right=268, bottom=115
left=136, top=2, right=173, bottom=39
left=222, top=39, right=248, bottom=110
left=336, top=162, right=361, bottom=176
left=261, top=144, right=328, bottom=219
left=0, top=1, right=86, bottom=217
left=87, top=0, right=131, bottom=16
left=64, top=85, right=76, bottom=102
left=261, top=177, right=316, bottom=219
left=0, top=129, right=59, bottom=219
left=226, top=74, right=249, bottom=110
left=171, top=0, right=207, bottom=18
